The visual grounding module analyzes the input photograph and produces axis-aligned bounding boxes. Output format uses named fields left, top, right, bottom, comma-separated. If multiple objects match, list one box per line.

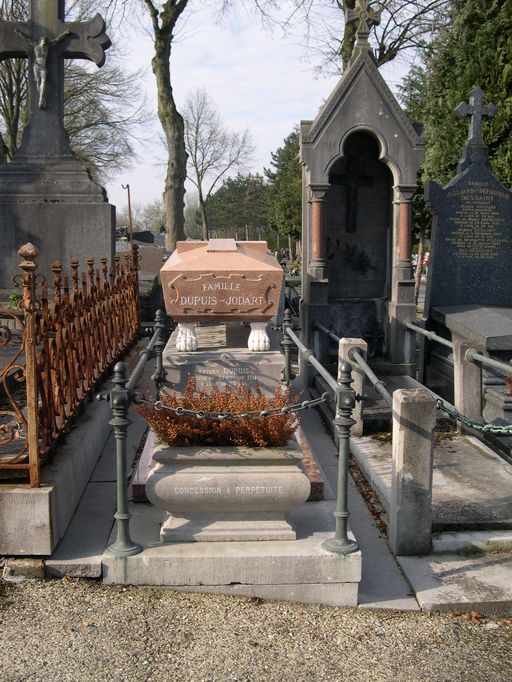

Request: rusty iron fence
left=0, top=242, right=140, bottom=488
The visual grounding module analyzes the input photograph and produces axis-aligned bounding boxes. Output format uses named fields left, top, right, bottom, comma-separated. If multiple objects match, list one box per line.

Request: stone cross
left=346, top=0, right=381, bottom=43
left=455, top=85, right=496, bottom=147
left=0, top=0, right=110, bottom=159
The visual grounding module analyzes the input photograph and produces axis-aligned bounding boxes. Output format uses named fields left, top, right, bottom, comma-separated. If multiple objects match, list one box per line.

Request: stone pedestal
left=0, top=197, right=114, bottom=288
left=164, top=323, right=284, bottom=396
left=146, top=441, right=311, bottom=542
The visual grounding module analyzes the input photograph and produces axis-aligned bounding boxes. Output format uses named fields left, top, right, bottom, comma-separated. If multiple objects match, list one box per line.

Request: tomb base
left=0, top=198, right=114, bottom=288
left=161, top=514, right=296, bottom=542
left=145, top=440, right=311, bottom=543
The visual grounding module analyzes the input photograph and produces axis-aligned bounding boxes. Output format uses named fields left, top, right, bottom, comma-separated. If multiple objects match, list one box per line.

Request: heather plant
left=137, top=377, right=298, bottom=448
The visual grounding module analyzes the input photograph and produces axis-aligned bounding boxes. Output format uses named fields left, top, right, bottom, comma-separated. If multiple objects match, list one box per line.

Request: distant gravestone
left=0, top=0, right=114, bottom=289
left=423, top=87, right=512, bottom=430
left=424, top=86, right=512, bottom=313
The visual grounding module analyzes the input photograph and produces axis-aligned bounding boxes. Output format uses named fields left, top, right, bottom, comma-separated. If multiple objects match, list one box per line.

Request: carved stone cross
left=455, top=85, right=497, bottom=147
left=0, top=0, right=110, bottom=160
left=346, top=0, right=381, bottom=42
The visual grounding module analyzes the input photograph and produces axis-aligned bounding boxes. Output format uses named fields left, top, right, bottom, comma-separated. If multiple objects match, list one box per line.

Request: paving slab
left=102, top=500, right=361, bottom=607
left=351, top=434, right=512, bottom=530
left=296, top=397, right=419, bottom=611
left=397, top=552, right=512, bottom=616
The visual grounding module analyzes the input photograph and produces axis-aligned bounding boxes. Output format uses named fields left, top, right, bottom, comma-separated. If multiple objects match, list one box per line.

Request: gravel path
left=1, top=579, right=512, bottom=681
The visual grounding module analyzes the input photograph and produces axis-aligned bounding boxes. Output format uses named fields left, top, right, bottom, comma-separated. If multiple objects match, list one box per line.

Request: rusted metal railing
left=0, top=243, right=140, bottom=488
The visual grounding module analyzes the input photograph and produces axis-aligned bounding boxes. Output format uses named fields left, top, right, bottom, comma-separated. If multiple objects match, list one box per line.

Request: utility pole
left=122, top=184, right=134, bottom=243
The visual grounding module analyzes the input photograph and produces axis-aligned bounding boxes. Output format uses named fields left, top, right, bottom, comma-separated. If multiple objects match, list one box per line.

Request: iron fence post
left=281, top=308, right=296, bottom=385
left=18, top=243, right=40, bottom=488
left=106, top=361, right=142, bottom=557
left=151, top=309, right=167, bottom=399
left=322, top=361, right=359, bottom=554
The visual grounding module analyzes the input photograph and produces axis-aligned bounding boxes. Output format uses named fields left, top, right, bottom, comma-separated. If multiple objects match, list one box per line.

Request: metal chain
left=436, top=398, right=512, bottom=435
left=134, top=392, right=333, bottom=422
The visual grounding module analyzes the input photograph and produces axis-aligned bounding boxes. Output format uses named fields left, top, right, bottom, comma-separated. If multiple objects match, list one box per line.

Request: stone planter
left=145, top=439, right=311, bottom=543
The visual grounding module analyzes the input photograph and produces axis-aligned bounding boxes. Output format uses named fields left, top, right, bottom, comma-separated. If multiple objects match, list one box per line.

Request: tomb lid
left=162, top=240, right=282, bottom=272
left=432, top=305, right=512, bottom=351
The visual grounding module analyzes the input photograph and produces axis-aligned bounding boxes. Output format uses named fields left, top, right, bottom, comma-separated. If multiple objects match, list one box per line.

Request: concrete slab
left=397, top=552, right=512, bottom=616
left=0, top=398, right=112, bottom=556
left=432, top=530, right=512, bottom=554
left=102, top=500, right=361, bottom=595
left=294, top=397, right=419, bottom=611
left=45, top=482, right=116, bottom=578
left=351, top=434, right=512, bottom=530
left=171, top=582, right=358, bottom=608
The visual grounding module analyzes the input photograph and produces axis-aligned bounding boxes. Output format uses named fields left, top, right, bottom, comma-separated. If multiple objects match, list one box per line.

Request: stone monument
left=145, top=238, right=312, bottom=543
left=0, top=0, right=114, bottom=289
left=423, top=87, right=512, bottom=431
left=160, top=239, right=285, bottom=396
left=299, top=0, right=423, bottom=371
left=161, top=239, right=283, bottom=353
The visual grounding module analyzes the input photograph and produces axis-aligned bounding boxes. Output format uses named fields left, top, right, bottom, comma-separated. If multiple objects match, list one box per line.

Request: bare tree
left=292, top=0, right=450, bottom=75
left=183, top=88, right=253, bottom=240
left=0, top=0, right=28, bottom=159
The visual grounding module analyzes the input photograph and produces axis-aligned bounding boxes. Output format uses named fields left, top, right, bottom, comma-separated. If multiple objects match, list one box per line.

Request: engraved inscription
left=167, top=273, right=275, bottom=317
left=173, top=486, right=284, bottom=495
left=445, top=181, right=509, bottom=260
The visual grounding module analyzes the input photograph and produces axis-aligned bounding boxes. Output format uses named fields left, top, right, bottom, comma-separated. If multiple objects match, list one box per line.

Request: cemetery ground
left=0, top=578, right=512, bottom=682
left=2, top=341, right=512, bottom=681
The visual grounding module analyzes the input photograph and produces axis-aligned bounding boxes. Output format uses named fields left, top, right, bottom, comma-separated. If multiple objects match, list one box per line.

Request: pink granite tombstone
left=160, top=239, right=283, bottom=351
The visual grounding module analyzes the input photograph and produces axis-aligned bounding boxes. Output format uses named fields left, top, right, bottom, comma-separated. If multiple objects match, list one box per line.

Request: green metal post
left=281, top=308, right=296, bottom=385
left=106, top=362, right=142, bottom=557
left=151, top=309, right=167, bottom=398
left=322, top=361, right=359, bottom=554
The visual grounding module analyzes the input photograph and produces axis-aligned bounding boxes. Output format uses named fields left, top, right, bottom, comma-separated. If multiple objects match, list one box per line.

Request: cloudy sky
left=105, top=2, right=409, bottom=211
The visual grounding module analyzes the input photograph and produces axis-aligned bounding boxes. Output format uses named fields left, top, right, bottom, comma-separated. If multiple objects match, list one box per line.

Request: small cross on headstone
left=0, top=0, right=110, bottom=160
left=346, top=0, right=381, bottom=44
left=455, top=85, right=497, bottom=147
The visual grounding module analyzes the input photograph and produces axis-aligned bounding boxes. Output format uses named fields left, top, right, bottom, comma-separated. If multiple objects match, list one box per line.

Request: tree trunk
left=414, top=226, right=425, bottom=305
left=148, top=1, right=189, bottom=253
left=198, top=186, right=208, bottom=240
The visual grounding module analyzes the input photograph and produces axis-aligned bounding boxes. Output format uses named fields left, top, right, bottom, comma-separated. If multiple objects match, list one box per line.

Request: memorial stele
left=160, top=239, right=284, bottom=352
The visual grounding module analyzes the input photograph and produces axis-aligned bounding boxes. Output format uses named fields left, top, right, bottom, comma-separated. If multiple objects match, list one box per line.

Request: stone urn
left=145, top=438, right=311, bottom=542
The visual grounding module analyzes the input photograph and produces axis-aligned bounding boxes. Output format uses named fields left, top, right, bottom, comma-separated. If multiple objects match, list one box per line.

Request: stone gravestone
left=160, top=239, right=285, bottom=396
left=0, top=0, right=114, bottom=290
left=424, top=87, right=512, bottom=313
left=423, top=87, right=512, bottom=426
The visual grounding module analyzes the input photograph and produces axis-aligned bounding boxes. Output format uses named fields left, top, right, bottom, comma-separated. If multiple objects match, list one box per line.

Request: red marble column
left=308, top=185, right=329, bottom=279
left=398, top=199, right=412, bottom=263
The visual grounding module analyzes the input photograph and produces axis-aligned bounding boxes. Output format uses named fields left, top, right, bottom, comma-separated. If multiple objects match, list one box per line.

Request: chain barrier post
left=281, top=308, right=296, bottom=385
left=106, top=362, right=142, bottom=557
left=151, top=309, right=167, bottom=399
left=322, top=361, right=359, bottom=554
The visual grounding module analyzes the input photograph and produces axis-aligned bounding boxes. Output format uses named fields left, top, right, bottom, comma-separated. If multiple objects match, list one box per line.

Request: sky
left=104, top=2, right=410, bottom=212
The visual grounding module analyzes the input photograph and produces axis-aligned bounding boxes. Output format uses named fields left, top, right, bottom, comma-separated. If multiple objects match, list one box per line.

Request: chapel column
left=308, top=184, right=330, bottom=280
left=394, top=186, right=416, bottom=281
left=389, top=185, right=417, bottom=369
